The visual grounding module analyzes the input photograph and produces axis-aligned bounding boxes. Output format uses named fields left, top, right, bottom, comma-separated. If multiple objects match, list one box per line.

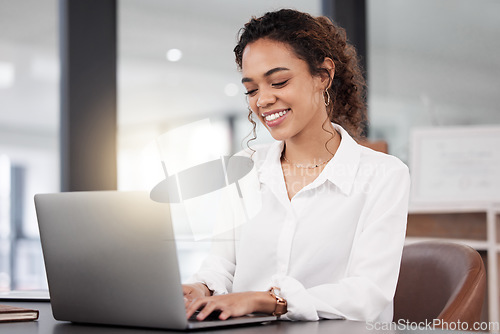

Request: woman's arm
left=183, top=184, right=242, bottom=295
left=184, top=151, right=261, bottom=298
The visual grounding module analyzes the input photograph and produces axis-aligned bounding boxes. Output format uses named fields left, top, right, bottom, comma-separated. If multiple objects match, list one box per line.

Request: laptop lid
left=35, top=191, right=188, bottom=330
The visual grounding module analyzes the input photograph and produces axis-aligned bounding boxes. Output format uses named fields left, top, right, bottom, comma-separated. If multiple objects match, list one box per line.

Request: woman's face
left=241, top=38, right=329, bottom=142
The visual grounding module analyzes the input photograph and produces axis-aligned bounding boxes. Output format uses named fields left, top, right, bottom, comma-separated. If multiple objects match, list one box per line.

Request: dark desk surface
left=0, top=301, right=481, bottom=334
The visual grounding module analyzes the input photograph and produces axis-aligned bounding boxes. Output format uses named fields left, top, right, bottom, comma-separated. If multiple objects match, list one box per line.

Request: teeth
left=265, top=109, right=289, bottom=122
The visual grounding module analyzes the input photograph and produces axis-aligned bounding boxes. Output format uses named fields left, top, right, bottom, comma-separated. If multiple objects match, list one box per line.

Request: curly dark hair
left=234, top=9, right=367, bottom=144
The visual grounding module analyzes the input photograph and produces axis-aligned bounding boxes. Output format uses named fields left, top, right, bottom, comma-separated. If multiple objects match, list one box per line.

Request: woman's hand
left=182, top=283, right=211, bottom=307
left=185, top=291, right=276, bottom=321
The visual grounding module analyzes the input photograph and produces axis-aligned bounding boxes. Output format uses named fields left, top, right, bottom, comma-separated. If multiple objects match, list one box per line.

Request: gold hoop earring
left=324, top=89, right=331, bottom=107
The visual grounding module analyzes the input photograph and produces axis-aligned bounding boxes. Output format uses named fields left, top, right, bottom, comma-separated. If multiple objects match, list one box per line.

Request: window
left=0, top=0, right=59, bottom=291
left=367, top=0, right=500, bottom=162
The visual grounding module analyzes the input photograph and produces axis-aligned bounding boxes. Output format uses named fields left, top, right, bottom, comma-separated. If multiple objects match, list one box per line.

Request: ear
left=320, top=57, right=335, bottom=89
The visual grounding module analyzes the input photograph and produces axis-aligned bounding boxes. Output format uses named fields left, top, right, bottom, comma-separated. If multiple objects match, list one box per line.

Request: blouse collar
left=258, top=123, right=361, bottom=197
left=321, top=123, right=361, bottom=196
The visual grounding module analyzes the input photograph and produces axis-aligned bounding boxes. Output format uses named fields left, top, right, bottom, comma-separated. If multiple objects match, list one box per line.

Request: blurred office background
left=0, top=0, right=499, bottom=292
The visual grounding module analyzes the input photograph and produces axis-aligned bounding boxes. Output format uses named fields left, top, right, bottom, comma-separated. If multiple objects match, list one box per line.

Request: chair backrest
left=356, top=139, right=388, bottom=154
left=393, top=241, right=486, bottom=327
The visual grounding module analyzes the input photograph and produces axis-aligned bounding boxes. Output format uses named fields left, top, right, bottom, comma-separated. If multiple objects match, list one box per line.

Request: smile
left=262, top=108, right=290, bottom=122
left=261, top=108, right=290, bottom=128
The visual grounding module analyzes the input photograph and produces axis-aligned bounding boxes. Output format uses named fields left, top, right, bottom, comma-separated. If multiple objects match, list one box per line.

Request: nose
left=256, top=89, right=276, bottom=108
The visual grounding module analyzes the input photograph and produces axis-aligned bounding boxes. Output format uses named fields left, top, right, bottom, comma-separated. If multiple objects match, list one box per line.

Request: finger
left=184, top=294, right=196, bottom=308
left=186, top=298, right=205, bottom=319
left=219, top=310, right=231, bottom=321
left=197, top=301, right=217, bottom=321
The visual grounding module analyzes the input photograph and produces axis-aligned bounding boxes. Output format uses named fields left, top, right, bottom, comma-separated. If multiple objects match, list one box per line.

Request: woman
left=183, top=9, right=410, bottom=322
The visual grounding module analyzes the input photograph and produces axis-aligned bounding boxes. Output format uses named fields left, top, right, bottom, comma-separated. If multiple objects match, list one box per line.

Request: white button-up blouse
left=188, top=124, right=410, bottom=322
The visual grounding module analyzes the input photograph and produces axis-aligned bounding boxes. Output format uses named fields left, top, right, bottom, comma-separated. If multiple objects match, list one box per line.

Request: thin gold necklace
left=282, top=154, right=333, bottom=169
left=282, top=127, right=337, bottom=169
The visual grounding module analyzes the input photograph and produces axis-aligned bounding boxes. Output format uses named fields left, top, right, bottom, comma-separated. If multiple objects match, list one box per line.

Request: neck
left=283, top=121, right=340, bottom=165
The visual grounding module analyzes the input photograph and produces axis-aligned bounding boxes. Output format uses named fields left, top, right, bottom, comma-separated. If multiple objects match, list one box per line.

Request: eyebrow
left=241, top=67, right=290, bottom=83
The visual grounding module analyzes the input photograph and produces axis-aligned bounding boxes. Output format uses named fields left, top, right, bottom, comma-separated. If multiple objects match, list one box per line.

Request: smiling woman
left=241, top=39, right=331, bottom=143
left=182, top=9, right=410, bottom=323
left=236, top=9, right=367, bottom=143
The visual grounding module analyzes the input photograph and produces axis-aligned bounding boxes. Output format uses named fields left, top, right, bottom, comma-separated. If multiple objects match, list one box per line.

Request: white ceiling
left=0, top=0, right=499, bottom=140
left=368, top=0, right=500, bottom=108
left=117, top=0, right=321, bottom=129
left=0, top=0, right=320, bottom=135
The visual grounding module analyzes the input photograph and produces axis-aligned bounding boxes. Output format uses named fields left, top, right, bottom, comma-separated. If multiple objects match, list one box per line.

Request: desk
left=0, top=301, right=484, bottom=334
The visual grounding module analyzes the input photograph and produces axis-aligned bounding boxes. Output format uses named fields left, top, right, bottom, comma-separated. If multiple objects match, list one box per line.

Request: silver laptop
left=34, top=191, right=276, bottom=330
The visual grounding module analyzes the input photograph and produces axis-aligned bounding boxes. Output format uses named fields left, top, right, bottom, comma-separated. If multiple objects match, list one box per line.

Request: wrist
left=268, top=287, right=287, bottom=316
left=251, top=291, right=279, bottom=314
left=195, top=282, right=212, bottom=297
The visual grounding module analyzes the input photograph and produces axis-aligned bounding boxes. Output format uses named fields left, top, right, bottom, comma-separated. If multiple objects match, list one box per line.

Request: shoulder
left=334, top=123, right=408, bottom=176
left=357, top=145, right=410, bottom=189
left=358, top=145, right=408, bottom=173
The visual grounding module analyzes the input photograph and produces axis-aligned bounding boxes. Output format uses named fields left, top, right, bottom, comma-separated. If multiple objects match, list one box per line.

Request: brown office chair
left=356, top=139, right=388, bottom=154
left=393, top=241, right=486, bottom=327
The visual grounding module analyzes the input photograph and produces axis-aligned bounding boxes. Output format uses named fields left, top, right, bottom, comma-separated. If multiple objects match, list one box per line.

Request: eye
left=244, top=89, right=258, bottom=97
left=272, top=80, right=289, bottom=88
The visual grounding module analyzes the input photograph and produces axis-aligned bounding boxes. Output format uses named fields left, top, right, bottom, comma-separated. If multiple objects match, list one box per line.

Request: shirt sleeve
left=273, top=162, right=410, bottom=321
left=186, top=150, right=261, bottom=295
left=185, top=225, right=237, bottom=295
left=187, top=256, right=235, bottom=295
left=185, top=182, right=244, bottom=295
